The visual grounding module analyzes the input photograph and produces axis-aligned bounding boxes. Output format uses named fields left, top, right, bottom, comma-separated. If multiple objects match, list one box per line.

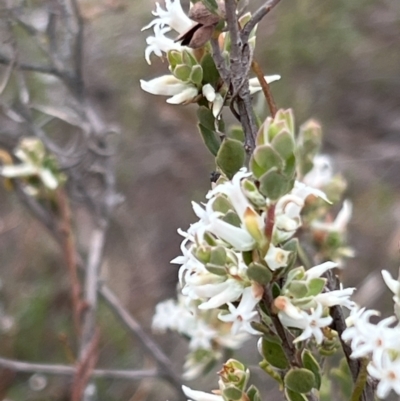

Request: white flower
left=264, top=244, right=291, bottom=271
left=212, top=93, right=224, bottom=118
left=314, top=288, right=355, bottom=309
left=188, top=320, right=218, bottom=350
left=218, top=286, right=262, bottom=335
left=140, top=75, right=198, bottom=104
left=182, top=385, right=223, bottom=401
left=142, top=0, right=193, bottom=34
left=304, top=261, right=338, bottom=280
left=382, top=270, right=400, bottom=304
left=144, top=25, right=184, bottom=64
left=278, top=303, right=333, bottom=344
left=196, top=278, right=245, bottom=310
left=303, top=155, right=333, bottom=188
left=202, top=84, right=216, bottom=102
left=207, top=168, right=253, bottom=222
left=368, top=354, right=400, bottom=399
left=342, top=308, right=400, bottom=364
left=248, top=75, right=281, bottom=95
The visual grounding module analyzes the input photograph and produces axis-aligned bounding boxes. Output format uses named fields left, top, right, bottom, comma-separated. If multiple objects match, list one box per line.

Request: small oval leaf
left=284, top=368, right=315, bottom=394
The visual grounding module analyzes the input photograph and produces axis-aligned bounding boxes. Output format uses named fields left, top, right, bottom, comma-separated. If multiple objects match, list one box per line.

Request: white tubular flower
left=248, top=75, right=281, bottom=94
left=142, top=0, right=193, bottom=34
left=208, top=214, right=256, bottom=251
left=144, top=25, right=184, bottom=64
left=182, top=385, right=223, bottom=401
left=368, top=354, right=400, bottom=399
left=278, top=303, right=333, bottom=344
left=274, top=296, right=303, bottom=320
left=304, top=261, right=338, bottom=280
left=314, top=288, right=355, bottom=309
left=140, top=75, right=198, bottom=104
left=264, top=244, right=291, bottom=271
left=197, top=279, right=245, bottom=310
left=212, top=93, right=224, bottom=118
left=382, top=270, right=400, bottom=305
left=207, top=168, right=253, bottom=222
left=303, top=155, right=333, bottom=188
left=218, top=286, right=262, bottom=335
left=202, top=84, right=216, bottom=102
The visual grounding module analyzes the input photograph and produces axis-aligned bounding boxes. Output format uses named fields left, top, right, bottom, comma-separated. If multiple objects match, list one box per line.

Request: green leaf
left=246, top=385, right=261, bottom=401
left=283, top=153, right=296, bottom=178
left=258, top=169, right=292, bottom=200
left=306, top=278, right=326, bottom=296
left=284, top=368, right=315, bottom=394
left=247, top=262, right=272, bottom=285
left=201, top=53, right=220, bottom=86
left=197, top=106, right=215, bottom=130
left=212, top=195, right=233, bottom=214
left=288, top=281, right=309, bottom=298
left=267, top=120, right=286, bottom=142
left=228, top=125, right=245, bottom=142
left=271, top=282, right=281, bottom=298
left=261, top=338, right=289, bottom=369
left=252, top=145, right=283, bottom=176
left=205, top=263, right=227, bottom=275
left=223, top=385, right=244, bottom=401
left=201, top=0, right=219, bottom=15
left=302, top=350, right=322, bottom=390
left=167, top=50, right=182, bottom=69
left=281, top=109, right=295, bottom=136
left=173, top=64, right=192, bottom=82
left=271, top=130, right=295, bottom=160
left=210, top=246, right=226, bottom=266
left=242, top=251, right=253, bottom=266
left=182, top=49, right=198, bottom=67
left=222, top=211, right=241, bottom=227
left=190, top=65, right=203, bottom=85
left=285, top=389, right=308, bottom=401
left=198, top=123, right=220, bottom=156
left=216, top=138, right=245, bottom=179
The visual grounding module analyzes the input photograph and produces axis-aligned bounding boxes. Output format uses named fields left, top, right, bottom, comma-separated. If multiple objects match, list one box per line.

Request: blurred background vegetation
left=0, top=0, right=399, bottom=399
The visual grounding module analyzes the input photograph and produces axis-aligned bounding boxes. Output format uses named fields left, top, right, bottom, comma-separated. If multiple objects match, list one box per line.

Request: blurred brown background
left=0, top=0, right=399, bottom=399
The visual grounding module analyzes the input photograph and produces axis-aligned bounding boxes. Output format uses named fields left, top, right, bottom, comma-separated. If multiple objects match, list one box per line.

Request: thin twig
left=98, top=285, right=183, bottom=389
left=56, top=188, right=83, bottom=337
left=0, top=356, right=158, bottom=380
left=241, top=0, right=282, bottom=42
left=251, top=59, right=278, bottom=117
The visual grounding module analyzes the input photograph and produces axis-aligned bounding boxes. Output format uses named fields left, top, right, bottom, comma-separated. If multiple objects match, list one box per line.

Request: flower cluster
left=342, top=270, right=400, bottom=399
left=140, top=0, right=280, bottom=115
left=0, top=137, right=64, bottom=194
left=152, top=110, right=356, bottom=379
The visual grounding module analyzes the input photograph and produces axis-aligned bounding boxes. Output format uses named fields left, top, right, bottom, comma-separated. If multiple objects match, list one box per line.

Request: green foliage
left=201, top=0, right=219, bottom=15
left=302, top=350, right=322, bottom=390
left=284, top=368, right=316, bottom=394
left=216, top=138, right=245, bottom=179
left=247, top=262, right=272, bottom=284
left=197, top=106, right=220, bottom=155
left=260, top=337, right=289, bottom=369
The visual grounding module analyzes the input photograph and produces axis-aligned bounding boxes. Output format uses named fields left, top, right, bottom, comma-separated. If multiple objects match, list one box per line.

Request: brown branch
left=241, top=0, right=282, bottom=43
left=251, top=59, right=278, bottom=117
left=56, top=188, right=84, bottom=337
left=72, top=329, right=100, bottom=401
left=0, top=356, right=157, bottom=380
left=223, top=0, right=258, bottom=152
